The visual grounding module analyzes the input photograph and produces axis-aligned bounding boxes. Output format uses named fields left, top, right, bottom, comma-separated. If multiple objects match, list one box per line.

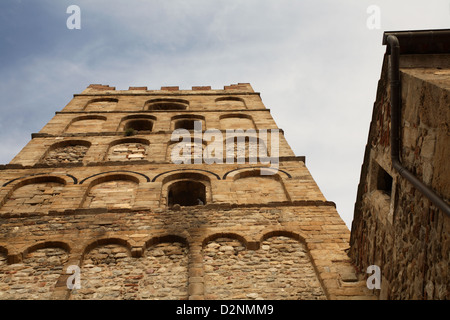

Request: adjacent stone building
left=0, top=83, right=374, bottom=300
left=349, top=30, right=450, bottom=300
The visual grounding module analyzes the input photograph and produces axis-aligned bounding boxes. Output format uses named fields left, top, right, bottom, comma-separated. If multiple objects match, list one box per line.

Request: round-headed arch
left=108, top=137, right=150, bottom=149
left=105, top=138, right=150, bottom=161
left=70, top=115, right=107, bottom=121
left=1, top=175, right=67, bottom=200
left=145, top=98, right=189, bottom=111
left=22, top=240, right=71, bottom=258
left=118, top=114, right=157, bottom=132
left=64, top=115, right=107, bottom=133
left=79, top=170, right=150, bottom=185
left=79, top=173, right=143, bottom=209
left=258, top=229, right=307, bottom=246
left=152, top=169, right=220, bottom=182
left=219, top=113, right=255, bottom=130
left=45, top=139, right=91, bottom=151
left=83, top=173, right=140, bottom=187
left=226, top=168, right=291, bottom=204
left=2, top=173, right=77, bottom=188
left=166, top=136, right=208, bottom=164
left=84, top=98, right=119, bottom=111
left=171, top=114, right=205, bottom=131
left=81, top=237, right=132, bottom=262
left=0, top=175, right=71, bottom=215
left=219, top=113, right=252, bottom=121
left=202, top=232, right=249, bottom=249
left=231, top=168, right=283, bottom=181
left=145, top=234, right=189, bottom=250
left=40, top=140, right=91, bottom=164
left=222, top=167, right=291, bottom=180
left=171, top=114, right=205, bottom=121
left=157, top=171, right=214, bottom=207
left=215, top=97, right=247, bottom=109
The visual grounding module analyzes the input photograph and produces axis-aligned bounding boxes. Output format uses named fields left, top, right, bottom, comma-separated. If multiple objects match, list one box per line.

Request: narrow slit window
left=374, top=163, right=393, bottom=196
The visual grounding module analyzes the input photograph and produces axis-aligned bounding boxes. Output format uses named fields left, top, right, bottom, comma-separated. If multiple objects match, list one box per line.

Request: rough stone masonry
left=0, top=83, right=374, bottom=300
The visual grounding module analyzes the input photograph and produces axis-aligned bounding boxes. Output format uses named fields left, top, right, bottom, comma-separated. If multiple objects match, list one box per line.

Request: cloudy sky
left=0, top=0, right=448, bottom=228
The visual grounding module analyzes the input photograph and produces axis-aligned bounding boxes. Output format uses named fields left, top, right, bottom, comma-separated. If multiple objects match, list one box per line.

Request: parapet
left=81, top=83, right=254, bottom=94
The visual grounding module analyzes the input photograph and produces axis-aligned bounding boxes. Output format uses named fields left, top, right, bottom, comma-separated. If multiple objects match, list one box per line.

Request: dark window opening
left=124, top=120, right=153, bottom=132
left=174, top=120, right=198, bottom=131
left=168, top=181, right=206, bottom=206
left=376, top=165, right=393, bottom=196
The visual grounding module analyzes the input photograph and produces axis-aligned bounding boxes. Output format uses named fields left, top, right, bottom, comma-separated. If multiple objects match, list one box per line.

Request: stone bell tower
left=0, top=83, right=374, bottom=300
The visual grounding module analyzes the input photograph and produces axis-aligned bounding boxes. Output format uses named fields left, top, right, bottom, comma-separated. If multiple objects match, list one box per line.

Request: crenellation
left=80, top=83, right=254, bottom=96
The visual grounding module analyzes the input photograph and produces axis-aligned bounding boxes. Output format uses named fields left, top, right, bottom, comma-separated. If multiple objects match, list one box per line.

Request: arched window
left=145, top=99, right=189, bottom=111
left=106, top=138, right=149, bottom=161
left=0, top=177, right=66, bottom=214
left=168, top=181, right=206, bottom=206
left=171, top=114, right=205, bottom=131
left=224, top=136, right=268, bottom=162
left=232, top=169, right=289, bottom=204
left=40, top=140, right=91, bottom=165
left=219, top=114, right=255, bottom=130
left=72, top=242, right=132, bottom=299
left=166, top=139, right=206, bottom=164
left=65, top=115, right=107, bottom=133
left=81, top=175, right=139, bottom=209
left=118, top=115, right=156, bottom=134
left=124, top=119, right=153, bottom=132
left=0, top=245, right=69, bottom=299
left=215, top=97, right=247, bottom=109
left=84, top=98, right=118, bottom=111
left=174, top=119, right=196, bottom=130
left=161, top=172, right=211, bottom=207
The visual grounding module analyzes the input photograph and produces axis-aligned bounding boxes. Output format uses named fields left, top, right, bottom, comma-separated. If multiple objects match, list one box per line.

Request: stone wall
left=0, top=204, right=373, bottom=300
left=71, top=242, right=188, bottom=300
left=106, top=143, right=148, bottom=161
left=84, top=99, right=118, bottom=112
left=233, top=176, right=289, bottom=204
left=203, top=236, right=326, bottom=300
left=0, top=162, right=325, bottom=213
left=350, top=57, right=450, bottom=300
left=0, top=83, right=375, bottom=300
left=0, top=181, right=65, bottom=214
left=9, top=122, right=294, bottom=168
left=41, top=145, right=89, bottom=165
left=0, top=248, right=69, bottom=300
left=82, top=179, right=138, bottom=209
left=66, top=117, right=107, bottom=134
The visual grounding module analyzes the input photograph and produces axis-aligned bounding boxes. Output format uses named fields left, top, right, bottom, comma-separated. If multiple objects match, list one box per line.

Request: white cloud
left=1, top=0, right=449, bottom=228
